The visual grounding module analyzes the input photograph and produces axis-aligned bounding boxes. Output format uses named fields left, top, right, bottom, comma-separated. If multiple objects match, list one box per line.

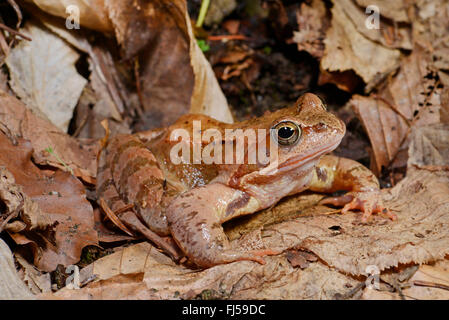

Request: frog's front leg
left=166, top=183, right=279, bottom=268
left=309, top=155, right=396, bottom=222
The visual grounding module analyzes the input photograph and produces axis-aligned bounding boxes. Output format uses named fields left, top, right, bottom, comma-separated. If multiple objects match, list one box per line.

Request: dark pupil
left=278, top=126, right=294, bottom=139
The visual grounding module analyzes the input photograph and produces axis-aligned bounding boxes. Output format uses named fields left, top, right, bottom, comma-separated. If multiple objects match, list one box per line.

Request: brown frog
left=96, top=93, right=395, bottom=268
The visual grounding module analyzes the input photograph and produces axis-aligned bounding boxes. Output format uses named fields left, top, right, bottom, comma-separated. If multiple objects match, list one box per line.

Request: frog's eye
left=273, top=121, right=301, bottom=146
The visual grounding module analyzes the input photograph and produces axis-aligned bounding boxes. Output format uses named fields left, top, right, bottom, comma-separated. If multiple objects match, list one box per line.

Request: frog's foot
left=120, top=211, right=184, bottom=262
left=320, top=190, right=396, bottom=222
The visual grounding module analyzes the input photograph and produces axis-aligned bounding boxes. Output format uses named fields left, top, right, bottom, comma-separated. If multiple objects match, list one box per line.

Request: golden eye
left=273, top=121, right=301, bottom=146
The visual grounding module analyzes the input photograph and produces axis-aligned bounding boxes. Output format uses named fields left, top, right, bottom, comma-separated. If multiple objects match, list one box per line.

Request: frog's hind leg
left=166, top=184, right=279, bottom=268
left=97, top=145, right=182, bottom=261
left=107, top=134, right=171, bottom=236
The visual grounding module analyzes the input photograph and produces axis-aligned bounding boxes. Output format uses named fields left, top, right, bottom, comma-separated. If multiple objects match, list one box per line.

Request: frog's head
left=260, top=93, right=346, bottom=175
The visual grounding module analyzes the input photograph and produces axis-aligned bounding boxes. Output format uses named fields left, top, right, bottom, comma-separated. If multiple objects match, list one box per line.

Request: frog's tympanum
left=96, top=93, right=395, bottom=268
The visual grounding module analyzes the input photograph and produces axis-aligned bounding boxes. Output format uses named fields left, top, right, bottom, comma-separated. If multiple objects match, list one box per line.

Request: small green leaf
left=263, top=46, right=272, bottom=55
left=197, top=39, right=210, bottom=52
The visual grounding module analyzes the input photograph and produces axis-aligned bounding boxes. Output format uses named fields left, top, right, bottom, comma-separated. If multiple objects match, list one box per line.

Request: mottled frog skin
left=96, top=93, right=394, bottom=268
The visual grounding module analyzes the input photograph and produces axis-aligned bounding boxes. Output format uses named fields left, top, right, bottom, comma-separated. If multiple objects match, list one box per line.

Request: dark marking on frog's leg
left=315, top=166, right=327, bottom=182
left=225, top=193, right=250, bottom=217
left=97, top=178, right=115, bottom=198
left=118, top=156, right=158, bottom=190
left=110, top=139, right=143, bottom=172
left=166, top=184, right=279, bottom=268
left=96, top=156, right=181, bottom=260
left=135, top=178, right=165, bottom=208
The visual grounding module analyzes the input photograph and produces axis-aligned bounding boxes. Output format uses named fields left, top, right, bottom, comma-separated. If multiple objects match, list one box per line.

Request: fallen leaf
left=24, top=0, right=112, bottom=32
left=292, top=0, right=328, bottom=59
left=362, top=259, right=449, bottom=300
left=321, top=0, right=401, bottom=89
left=0, top=238, right=35, bottom=299
left=203, top=0, right=237, bottom=27
left=15, top=253, right=52, bottom=294
left=408, top=124, right=449, bottom=170
left=351, top=45, right=441, bottom=174
left=0, top=132, right=98, bottom=272
left=42, top=242, right=358, bottom=300
left=5, top=22, right=87, bottom=132
left=355, top=0, right=410, bottom=23
left=338, top=0, right=412, bottom=50
left=104, top=0, right=233, bottom=129
left=0, top=90, right=98, bottom=181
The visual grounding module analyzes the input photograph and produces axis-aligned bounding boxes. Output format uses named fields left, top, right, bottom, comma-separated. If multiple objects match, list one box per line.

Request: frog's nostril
left=315, top=122, right=327, bottom=131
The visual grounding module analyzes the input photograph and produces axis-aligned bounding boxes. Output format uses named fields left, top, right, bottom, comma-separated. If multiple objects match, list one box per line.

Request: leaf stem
left=196, top=0, right=210, bottom=28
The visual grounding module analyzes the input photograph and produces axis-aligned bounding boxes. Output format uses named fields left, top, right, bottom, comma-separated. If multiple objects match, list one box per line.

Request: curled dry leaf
left=0, top=132, right=98, bottom=272
left=5, top=22, right=87, bottom=133
left=104, top=0, right=233, bottom=129
left=321, top=0, right=401, bottom=89
left=0, top=239, right=35, bottom=300
left=0, top=91, right=98, bottom=182
left=24, top=0, right=233, bottom=128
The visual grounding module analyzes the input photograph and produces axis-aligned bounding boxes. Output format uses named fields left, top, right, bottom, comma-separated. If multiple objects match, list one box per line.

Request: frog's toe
left=225, top=249, right=280, bottom=265
left=320, top=194, right=354, bottom=207
left=340, top=191, right=396, bottom=222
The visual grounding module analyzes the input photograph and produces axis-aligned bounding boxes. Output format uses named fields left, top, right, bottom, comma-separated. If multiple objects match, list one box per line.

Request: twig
left=413, top=280, right=449, bottom=291
left=334, top=282, right=366, bottom=300
left=7, top=0, right=22, bottom=29
left=0, top=22, right=31, bottom=41
left=208, top=34, right=249, bottom=41
left=72, top=112, right=89, bottom=138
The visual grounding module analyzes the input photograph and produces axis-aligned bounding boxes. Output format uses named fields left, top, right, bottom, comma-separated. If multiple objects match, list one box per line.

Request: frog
left=96, top=93, right=395, bottom=268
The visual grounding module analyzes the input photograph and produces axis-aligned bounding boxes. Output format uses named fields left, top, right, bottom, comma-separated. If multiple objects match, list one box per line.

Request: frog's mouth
left=276, top=139, right=342, bottom=173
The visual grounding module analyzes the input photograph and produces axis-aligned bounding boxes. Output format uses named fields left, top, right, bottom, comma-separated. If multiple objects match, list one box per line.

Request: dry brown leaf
left=338, top=0, right=412, bottom=50
left=0, top=239, right=35, bottom=300
left=0, top=132, right=98, bottom=272
left=351, top=45, right=441, bottom=173
left=408, top=124, right=449, bottom=169
left=362, top=259, right=449, bottom=300
left=321, top=0, right=401, bottom=89
left=351, top=95, right=409, bottom=174
left=15, top=253, right=52, bottom=294
left=412, top=0, right=449, bottom=70
left=43, top=242, right=358, bottom=300
left=292, top=0, right=328, bottom=59
left=5, top=22, right=87, bottom=133
left=24, top=0, right=112, bottom=32
left=22, top=0, right=233, bottom=128
left=0, top=90, right=98, bottom=181
left=203, top=0, right=237, bottom=27
left=355, top=0, right=410, bottom=22
left=104, top=0, right=233, bottom=129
